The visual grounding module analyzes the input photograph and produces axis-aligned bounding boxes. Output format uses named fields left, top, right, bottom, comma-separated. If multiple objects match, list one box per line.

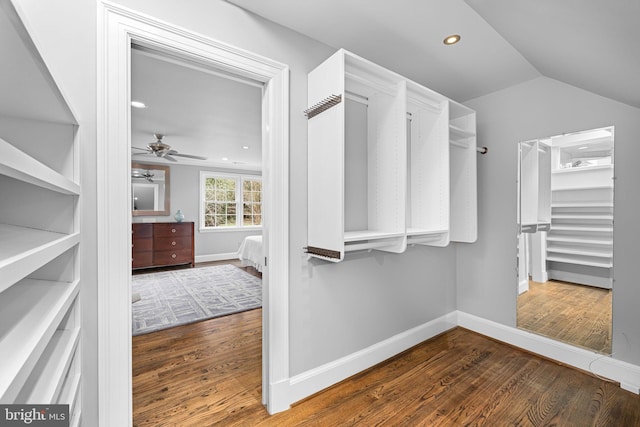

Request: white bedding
left=237, top=235, right=263, bottom=272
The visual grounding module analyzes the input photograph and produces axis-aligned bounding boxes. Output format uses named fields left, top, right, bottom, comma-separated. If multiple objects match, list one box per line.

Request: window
left=200, top=172, right=262, bottom=230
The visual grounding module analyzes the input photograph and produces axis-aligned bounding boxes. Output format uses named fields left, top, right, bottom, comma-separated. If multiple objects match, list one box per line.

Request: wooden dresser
left=132, top=222, right=194, bottom=269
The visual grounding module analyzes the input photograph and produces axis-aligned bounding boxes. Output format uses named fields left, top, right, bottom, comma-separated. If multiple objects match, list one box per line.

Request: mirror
left=131, top=162, right=170, bottom=216
left=517, top=126, right=614, bottom=354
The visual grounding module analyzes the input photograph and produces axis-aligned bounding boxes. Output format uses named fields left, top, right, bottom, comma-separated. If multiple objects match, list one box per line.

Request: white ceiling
left=131, top=1, right=639, bottom=171
left=131, top=47, right=263, bottom=170
left=227, top=0, right=640, bottom=108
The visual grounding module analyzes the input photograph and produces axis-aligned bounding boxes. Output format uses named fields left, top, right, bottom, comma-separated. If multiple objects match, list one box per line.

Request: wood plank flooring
left=132, top=308, right=639, bottom=426
left=518, top=280, right=612, bottom=354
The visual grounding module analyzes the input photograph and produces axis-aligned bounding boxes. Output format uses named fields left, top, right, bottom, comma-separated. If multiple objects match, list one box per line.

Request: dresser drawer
left=154, top=249, right=193, bottom=265
left=154, top=223, right=192, bottom=237
left=132, top=251, right=153, bottom=268
left=153, top=236, right=192, bottom=251
left=132, top=223, right=153, bottom=238
left=133, top=237, right=153, bottom=252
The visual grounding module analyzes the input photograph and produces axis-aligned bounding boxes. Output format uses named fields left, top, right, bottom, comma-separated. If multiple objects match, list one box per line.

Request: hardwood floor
left=132, top=309, right=639, bottom=426
left=518, top=280, right=612, bottom=354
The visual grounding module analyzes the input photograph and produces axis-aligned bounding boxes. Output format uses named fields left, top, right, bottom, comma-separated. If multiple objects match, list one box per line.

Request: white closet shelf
left=552, top=185, right=613, bottom=191
left=449, top=124, right=475, bottom=140
left=546, top=255, right=612, bottom=268
left=343, top=230, right=405, bottom=242
left=547, top=236, right=613, bottom=246
left=450, top=139, right=471, bottom=149
left=0, top=138, right=80, bottom=195
left=58, top=366, right=80, bottom=409
left=547, top=246, right=612, bottom=258
left=0, top=224, right=80, bottom=292
left=15, top=328, right=80, bottom=404
left=552, top=165, right=613, bottom=174
left=552, top=202, right=613, bottom=208
left=406, top=228, right=447, bottom=236
left=550, top=225, right=612, bottom=232
left=551, top=214, right=613, bottom=220
left=0, top=278, right=80, bottom=402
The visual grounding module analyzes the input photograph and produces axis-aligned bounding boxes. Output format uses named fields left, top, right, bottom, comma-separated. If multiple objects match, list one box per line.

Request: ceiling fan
left=132, top=133, right=207, bottom=162
left=131, top=169, right=154, bottom=182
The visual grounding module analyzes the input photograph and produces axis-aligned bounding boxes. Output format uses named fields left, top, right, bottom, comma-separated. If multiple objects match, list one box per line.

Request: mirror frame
left=131, top=162, right=171, bottom=216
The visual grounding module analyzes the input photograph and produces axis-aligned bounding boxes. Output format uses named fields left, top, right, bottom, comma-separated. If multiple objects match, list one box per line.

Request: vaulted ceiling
left=227, top=0, right=640, bottom=108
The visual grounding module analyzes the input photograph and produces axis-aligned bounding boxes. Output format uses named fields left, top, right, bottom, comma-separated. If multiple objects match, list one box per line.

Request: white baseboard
left=456, top=311, right=640, bottom=394
left=195, top=252, right=237, bottom=263
left=518, top=279, right=529, bottom=295
left=285, top=312, right=458, bottom=406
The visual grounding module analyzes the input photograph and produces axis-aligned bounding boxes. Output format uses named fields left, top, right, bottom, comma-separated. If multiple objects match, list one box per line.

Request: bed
left=237, top=235, right=264, bottom=272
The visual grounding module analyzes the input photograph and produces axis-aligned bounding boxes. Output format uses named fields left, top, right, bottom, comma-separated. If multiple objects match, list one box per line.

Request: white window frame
left=199, top=171, right=263, bottom=232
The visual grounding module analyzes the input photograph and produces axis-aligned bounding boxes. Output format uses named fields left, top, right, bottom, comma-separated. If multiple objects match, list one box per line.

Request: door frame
left=97, top=2, right=290, bottom=424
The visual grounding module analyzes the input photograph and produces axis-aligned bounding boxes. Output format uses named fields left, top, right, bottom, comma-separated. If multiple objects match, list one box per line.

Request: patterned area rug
left=132, top=264, right=262, bottom=336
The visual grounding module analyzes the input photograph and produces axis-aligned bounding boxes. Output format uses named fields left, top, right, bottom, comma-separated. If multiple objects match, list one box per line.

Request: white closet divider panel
left=449, top=101, right=477, bottom=243
left=406, top=82, right=449, bottom=247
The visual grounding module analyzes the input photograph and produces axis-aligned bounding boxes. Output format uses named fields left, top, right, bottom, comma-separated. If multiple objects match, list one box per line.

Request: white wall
left=132, top=163, right=262, bottom=257
left=459, top=76, right=640, bottom=366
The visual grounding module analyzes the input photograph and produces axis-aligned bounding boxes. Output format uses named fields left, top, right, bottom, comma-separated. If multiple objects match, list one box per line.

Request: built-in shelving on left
left=0, top=1, right=82, bottom=424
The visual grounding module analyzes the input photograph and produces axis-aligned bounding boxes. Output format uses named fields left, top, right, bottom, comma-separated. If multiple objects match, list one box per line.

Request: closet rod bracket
left=477, top=146, right=488, bottom=155
left=304, top=94, right=342, bottom=119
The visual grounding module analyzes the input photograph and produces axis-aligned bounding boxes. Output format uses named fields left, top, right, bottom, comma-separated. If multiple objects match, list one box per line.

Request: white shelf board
left=0, top=138, right=80, bottom=195
left=15, top=328, right=80, bottom=403
left=547, top=236, right=612, bottom=246
left=343, top=230, right=405, bottom=242
left=58, top=368, right=81, bottom=412
left=550, top=225, right=612, bottom=232
left=551, top=214, right=613, bottom=220
left=450, top=139, right=471, bottom=149
left=547, top=246, right=613, bottom=258
left=0, top=278, right=79, bottom=402
left=449, top=124, right=475, bottom=140
left=546, top=256, right=612, bottom=268
left=552, top=202, right=613, bottom=208
left=0, top=224, right=80, bottom=292
left=552, top=185, right=613, bottom=191
left=406, top=228, right=447, bottom=236
left=552, top=164, right=613, bottom=174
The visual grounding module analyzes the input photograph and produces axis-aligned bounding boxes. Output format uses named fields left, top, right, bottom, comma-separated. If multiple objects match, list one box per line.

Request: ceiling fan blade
left=132, top=152, right=152, bottom=156
left=170, top=152, right=208, bottom=160
left=163, top=154, right=178, bottom=162
left=132, top=146, right=149, bottom=151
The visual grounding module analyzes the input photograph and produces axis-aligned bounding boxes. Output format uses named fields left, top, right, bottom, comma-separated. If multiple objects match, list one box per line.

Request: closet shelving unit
left=449, top=101, right=477, bottom=243
left=0, top=1, right=82, bottom=424
left=546, top=128, right=614, bottom=289
left=518, top=139, right=551, bottom=233
left=306, top=49, right=477, bottom=261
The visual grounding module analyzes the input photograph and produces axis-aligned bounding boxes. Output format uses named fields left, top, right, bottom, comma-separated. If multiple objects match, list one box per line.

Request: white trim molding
left=98, top=1, right=290, bottom=424
left=457, top=311, right=640, bottom=394
left=194, top=252, right=238, bottom=263
left=287, top=312, right=458, bottom=405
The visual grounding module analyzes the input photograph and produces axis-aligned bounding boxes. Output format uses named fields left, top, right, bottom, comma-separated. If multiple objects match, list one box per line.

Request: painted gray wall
left=132, top=163, right=262, bottom=256
left=460, top=76, right=640, bottom=365
left=113, top=0, right=458, bottom=375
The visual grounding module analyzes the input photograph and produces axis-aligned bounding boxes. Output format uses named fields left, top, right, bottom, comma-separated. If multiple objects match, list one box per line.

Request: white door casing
left=97, top=2, right=290, bottom=425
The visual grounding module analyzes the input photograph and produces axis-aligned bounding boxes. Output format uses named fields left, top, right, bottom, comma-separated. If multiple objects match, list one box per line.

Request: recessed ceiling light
left=578, top=146, right=589, bottom=150
left=443, top=34, right=461, bottom=45
left=221, top=157, right=229, bottom=161
left=131, top=101, right=147, bottom=108
left=242, top=145, right=250, bottom=150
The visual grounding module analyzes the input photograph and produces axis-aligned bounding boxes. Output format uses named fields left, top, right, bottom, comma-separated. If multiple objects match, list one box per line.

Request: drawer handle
left=172, top=241, right=176, bottom=246
left=171, top=228, right=176, bottom=233
left=171, top=253, right=177, bottom=259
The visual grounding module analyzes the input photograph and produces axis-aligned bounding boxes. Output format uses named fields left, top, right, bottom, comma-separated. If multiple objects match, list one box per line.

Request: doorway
left=98, top=3, right=290, bottom=424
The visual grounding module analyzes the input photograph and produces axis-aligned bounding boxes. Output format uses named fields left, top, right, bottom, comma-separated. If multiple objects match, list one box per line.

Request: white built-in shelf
left=0, top=138, right=80, bottom=195
left=58, top=358, right=81, bottom=413
left=547, top=246, right=612, bottom=258
left=546, top=255, right=612, bottom=268
left=552, top=185, right=613, bottom=191
left=0, top=224, right=80, bottom=292
left=15, top=328, right=80, bottom=403
left=552, top=164, right=613, bottom=174
left=406, top=228, right=447, bottom=236
left=0, top=278, right=80, bottom=402
left=552, top=202, right=613, bottom=208
left=551, top=214, right=613, bottom=220
left=547, top=236, right=613, bottom=246
left=343, top=230, right=406, bottom=242
left=450, top=139, right=471, bottom=149
left=449, top=124, right=475, bottom=141
left=550, top=225, right=612, bottom=232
